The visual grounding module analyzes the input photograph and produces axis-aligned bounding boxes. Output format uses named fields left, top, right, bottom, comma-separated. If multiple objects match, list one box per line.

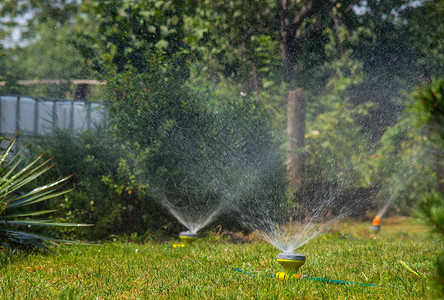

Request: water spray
left=275, top=252, right=306, bottom=279
left=369, top=215, right=381, bottom=232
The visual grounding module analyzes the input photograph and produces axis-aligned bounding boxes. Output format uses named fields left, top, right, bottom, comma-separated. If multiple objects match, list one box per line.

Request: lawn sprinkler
left=369, top=215, right=381, bottom=232
left=178, top=231, right=198, bottom=246
left=275, top=252, right=306, bottom=280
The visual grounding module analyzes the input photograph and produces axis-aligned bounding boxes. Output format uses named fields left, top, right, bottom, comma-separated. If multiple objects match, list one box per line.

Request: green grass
left=0, top=217, right=442, bottom=299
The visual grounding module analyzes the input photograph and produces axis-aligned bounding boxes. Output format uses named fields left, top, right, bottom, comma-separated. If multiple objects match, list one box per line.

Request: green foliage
left=0, top=0, right=93, bottom=97
left=85, top=0, right=290, bottom=234
left=36, top=106, right=282, bottom=238
left=372, top=116, right=436, bottom=214
left=187, top=0, right=358, bottom=85
left=77, top=0, right=193, bottom=77
left=103, top=64, right=192, bottom=147
left=415, top=192, right=444, bottom=294
left=437, top=254, right=444, bottom=295
left=103, top=67, right=205, bottom=203
left=72, top=1, right=226, bottom=238
left=346, top=1, right=438, bottom=138
left=416, top=192, right=444, bottom=236
left=33, top=127, right=175, bottom=240
left=2, top=25, right=94, bottom=98
left=79, top=0, right=200, bottom=184
left=411, top=78, right=444, bottom=148
left=305, top=37, right=375, bottom=188
left=410, top=78, right=444, bottom=295
left=400, top=0, right=444, bottom=77
left=0, top=0, right=80, bottom=40
left=305, top=101, right=375, bottom=186
left=1, top=0, right=442, bottom=242
left=0, top=134, right=88, bottom=252
left=368, top=81, right=443, bottom=216
left=18, top=0, right=281, bottom=238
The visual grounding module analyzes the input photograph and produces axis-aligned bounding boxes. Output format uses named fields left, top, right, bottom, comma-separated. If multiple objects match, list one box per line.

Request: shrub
left=32, top=127, right=179, bottom=240
left=411, top=78, right=444, bottom=294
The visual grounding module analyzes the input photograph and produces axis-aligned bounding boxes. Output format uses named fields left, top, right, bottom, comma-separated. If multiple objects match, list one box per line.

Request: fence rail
left=0, top=95, right=107, bottom=137
left=0, top=79, right=105, bottom=100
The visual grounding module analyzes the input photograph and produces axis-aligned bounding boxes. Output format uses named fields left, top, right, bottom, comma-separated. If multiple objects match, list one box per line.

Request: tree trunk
left=75, top=83, right=88, bottom=100
left=279, top=0, right=328, bottom=192
left=286, top=88, right=305, bottom=191
left=280, top=2, right=304, bottom=192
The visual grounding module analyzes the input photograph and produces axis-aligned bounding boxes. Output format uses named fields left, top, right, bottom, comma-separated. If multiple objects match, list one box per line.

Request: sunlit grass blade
left=399, top=260, right=423, bottom=278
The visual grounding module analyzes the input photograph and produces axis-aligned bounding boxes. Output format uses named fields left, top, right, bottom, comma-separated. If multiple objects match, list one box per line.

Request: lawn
left=0, top=217, right=442, bottom=299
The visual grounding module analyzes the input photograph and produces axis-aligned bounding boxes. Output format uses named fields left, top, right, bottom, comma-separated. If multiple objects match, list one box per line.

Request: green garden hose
left=233, top=268, right=380, bottom=287
left=166, top=249, right=386, bottom=288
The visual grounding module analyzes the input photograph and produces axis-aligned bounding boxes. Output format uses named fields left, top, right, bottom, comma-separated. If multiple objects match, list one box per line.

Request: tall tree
left=0, top=0, right=92, bottom=97
left=0, top=0, right=80, bottom=44
left=278, top=1, right=346, bottom=190
left=190, top=0, right=356, bottom=191
left=76, top=0, right=194, bottom=77
left=344, top=0, right=443, bottom=141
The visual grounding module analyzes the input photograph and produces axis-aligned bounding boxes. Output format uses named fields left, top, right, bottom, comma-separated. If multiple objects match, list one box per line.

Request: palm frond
left=5, top=220, right=92, bottom=227
left=0, top=133, right=91, bottom=252
left=4, top=210, right=58, bottom=218
left=0, top=133, right=18, bottom=166
left=6, top=188, right=75, bottom=209
left=0, top=229, right=93, bottom=250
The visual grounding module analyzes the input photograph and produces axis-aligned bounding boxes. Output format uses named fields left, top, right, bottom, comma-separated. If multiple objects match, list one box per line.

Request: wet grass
left=0, top=217, right=442, bottom=299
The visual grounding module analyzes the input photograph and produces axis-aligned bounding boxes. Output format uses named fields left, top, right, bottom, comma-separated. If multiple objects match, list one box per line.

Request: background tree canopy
left=0, top=0, right=442, bottom=239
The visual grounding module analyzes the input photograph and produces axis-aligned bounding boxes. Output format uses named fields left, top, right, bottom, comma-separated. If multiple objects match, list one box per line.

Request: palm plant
left=0, top=133, right=90, bottom=252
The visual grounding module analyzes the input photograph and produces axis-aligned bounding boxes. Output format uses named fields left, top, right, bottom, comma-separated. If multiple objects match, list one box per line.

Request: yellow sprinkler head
left=179, top=231, right=197, bottom=246
left=276, top=252, right=306, bottom=279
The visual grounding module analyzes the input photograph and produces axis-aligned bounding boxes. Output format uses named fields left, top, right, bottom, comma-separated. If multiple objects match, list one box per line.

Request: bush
left=31, top=94, right=282, bottom=240
left=372, top=115, right=437, bottom=214
left=31, top=127, right=180, bottom=240
left=411, top=78, right=444, bottom=295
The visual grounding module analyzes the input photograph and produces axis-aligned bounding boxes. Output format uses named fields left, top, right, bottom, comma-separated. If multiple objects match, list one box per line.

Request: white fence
left=0, top=95, right=107, bottom=137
